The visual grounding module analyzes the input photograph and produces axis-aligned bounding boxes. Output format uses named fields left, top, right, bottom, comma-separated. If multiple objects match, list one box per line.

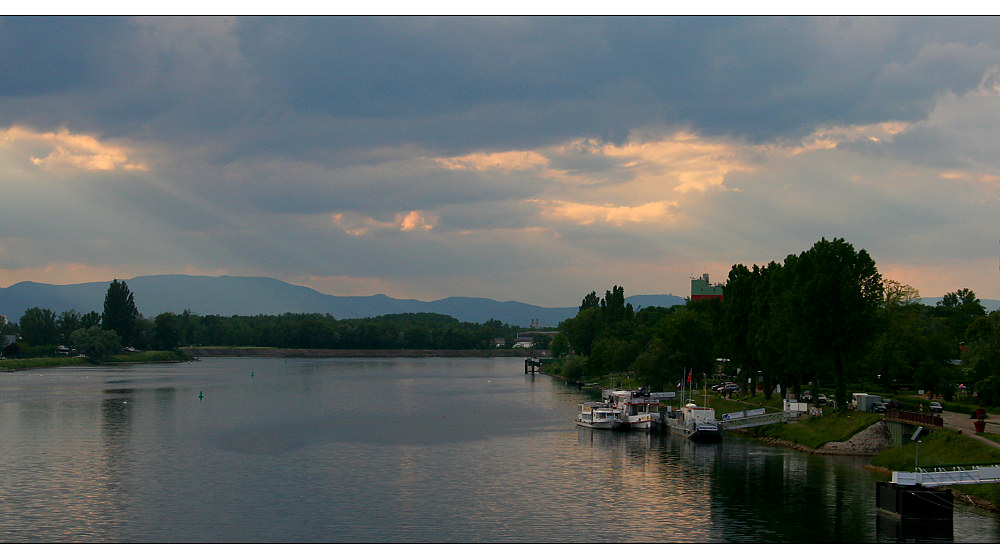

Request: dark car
left=929, top=401, right=943, bottom=414
left=883, top=400, right=902, bottom=411
left=871, top=402, right=886, bottom=414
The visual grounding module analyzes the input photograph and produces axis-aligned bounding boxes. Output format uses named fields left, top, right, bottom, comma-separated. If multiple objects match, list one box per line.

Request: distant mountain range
left=0, top=275, right=688, bottom=328
left=2, top=275, right=994, bottom=328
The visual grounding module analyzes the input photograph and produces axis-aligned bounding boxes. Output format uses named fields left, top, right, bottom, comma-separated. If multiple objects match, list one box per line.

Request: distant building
left=690, top=273, right=724, bottom=301
left=515, top=331, right=559, bottom=348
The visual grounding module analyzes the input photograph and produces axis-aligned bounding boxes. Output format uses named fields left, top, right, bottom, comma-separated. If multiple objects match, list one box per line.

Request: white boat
left=606, top=389, right=662, bottom=430
left=576, top=402, right=628, bottom=430
left=664, top=402, right=721, bottom=442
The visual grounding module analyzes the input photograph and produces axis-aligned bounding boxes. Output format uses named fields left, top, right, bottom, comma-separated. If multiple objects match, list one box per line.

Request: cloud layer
left=2, top=16, right=999, bottom=307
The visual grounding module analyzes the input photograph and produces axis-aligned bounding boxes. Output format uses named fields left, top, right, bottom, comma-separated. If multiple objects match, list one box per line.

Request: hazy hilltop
left=2, top=275, right=994, bottom=328
left=0, top=275, right=687, bottom=327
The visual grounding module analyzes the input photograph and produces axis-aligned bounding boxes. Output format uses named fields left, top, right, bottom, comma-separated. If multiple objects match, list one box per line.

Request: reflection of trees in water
left=706, top=441, right=878, bottom=542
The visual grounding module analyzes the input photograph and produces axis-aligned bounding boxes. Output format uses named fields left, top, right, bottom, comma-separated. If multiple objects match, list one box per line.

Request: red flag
left=687, top=370, right=692, bottom=383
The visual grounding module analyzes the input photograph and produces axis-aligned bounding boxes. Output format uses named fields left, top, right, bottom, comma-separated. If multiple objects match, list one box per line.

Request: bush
left=555, top=355, right=587, bottom=382
left=69, top=326, right=121, bottom=363
left=17, top=344, right=58, bottom=358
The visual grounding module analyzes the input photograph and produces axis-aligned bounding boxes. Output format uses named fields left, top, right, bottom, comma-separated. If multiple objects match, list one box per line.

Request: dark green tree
left=70, top=325, right=122, bottom=363
left=56, top=310, right=82, bottom=345
left=81, top=311, right=101, bottom=329
left=580, top=291, right=600, bottom=311
left=549, top=331, right=570, bottom=358
left=934, top=288, right=987, bottom=355
left=963, top=311, right=1000, bottom=406
left=102, top=280, right=140, bottom=347
left=722, top=264, right=755, bottom=379
left=562, top=306, right=601, bottom=356
left=19, top=307, right=59, bottom=346
left=792, top=238, right=883, bottom=409
left=153, top=313, right=180, bottom=350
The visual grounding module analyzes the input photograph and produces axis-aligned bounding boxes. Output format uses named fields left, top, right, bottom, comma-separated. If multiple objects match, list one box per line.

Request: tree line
left=552, top=238, right=1000, bottom=408
left=3, top=280, right=526, bottom=360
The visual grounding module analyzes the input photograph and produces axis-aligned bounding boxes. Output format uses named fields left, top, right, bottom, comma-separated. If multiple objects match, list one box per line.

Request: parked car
left=929, top=401, right=943, bottom=414
left=871, top=402, right=886, bottom=414
left=884, top=400, right=902, bottom=410
left=816, top=394, right=828, bottom=405
left=802, top=390, right=813, bottom=402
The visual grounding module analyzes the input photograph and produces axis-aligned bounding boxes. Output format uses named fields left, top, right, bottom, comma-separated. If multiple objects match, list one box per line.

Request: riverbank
left=735, top=420, right=892, bottom=456
left=182, top=347, right=549, bottom=358
left=0, top=350, right=192, bottom=371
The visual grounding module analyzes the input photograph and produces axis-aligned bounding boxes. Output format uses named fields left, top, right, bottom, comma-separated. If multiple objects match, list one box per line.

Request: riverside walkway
left=939, top=410, right=1000, bottom=451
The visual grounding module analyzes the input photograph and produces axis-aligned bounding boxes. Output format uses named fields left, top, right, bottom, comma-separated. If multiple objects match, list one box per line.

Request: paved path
left=940, top=410, right=1000, bottom=451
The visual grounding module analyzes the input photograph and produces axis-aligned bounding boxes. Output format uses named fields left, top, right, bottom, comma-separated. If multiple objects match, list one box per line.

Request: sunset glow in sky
left=2, top=16, right=999, bottom=306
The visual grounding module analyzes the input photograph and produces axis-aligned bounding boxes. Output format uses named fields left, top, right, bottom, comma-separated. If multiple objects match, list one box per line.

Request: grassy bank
left=870, top=429, right=1000, bottom=508
left=182, top=347, right=544, bottom=358
left=696, top=391, right=879, bottom=449
left=1, top=350, right=192, bottom=371
left=0, top=356, right=88, bottom=370
left=749, top=409, right=882, bottom=449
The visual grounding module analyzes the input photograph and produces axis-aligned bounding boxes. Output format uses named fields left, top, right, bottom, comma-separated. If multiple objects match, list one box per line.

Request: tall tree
left=56, top=310, right=82, bottom=345
left=792, top=238, right=883, bottom=409
left=153, top=312, right=181, bottom=350
left=102, top=279, right=140, bottom=347
left=935, top=288, right=987, bottom=350
left=19, top=307, right=59, bottom=346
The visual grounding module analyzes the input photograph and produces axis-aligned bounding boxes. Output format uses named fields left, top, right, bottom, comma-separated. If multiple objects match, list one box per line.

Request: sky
left=2, top=16, right=1000, bottom=307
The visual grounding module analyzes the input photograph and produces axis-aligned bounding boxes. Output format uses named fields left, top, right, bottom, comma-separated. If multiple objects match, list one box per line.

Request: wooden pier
left=524, top=357, right=541, bottom=374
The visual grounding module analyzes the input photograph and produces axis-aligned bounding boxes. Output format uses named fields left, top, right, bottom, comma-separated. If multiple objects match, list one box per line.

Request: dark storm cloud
left=6, top=16, right=1000, bottom=157
left=231, top=16, right=1000, bottom=149
left=5, top=16, right=1000, bottom=302
left=0, top=17, right=123, bottom=97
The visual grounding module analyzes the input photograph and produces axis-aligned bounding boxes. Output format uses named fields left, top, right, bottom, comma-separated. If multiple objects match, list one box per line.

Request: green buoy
left=198, top=391, right=204, bottom=400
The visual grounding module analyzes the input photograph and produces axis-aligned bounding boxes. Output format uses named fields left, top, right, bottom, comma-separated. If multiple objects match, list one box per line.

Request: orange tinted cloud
left=537, top=199, right=678, bottom=226
left=2, top=126, right=146, bottom=172
left=433, top=150, right=549, bottom=172
left=331, top=210, right=436, bottom=236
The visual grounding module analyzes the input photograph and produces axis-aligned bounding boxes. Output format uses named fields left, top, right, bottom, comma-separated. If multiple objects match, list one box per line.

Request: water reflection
left=876, top=514, right=954, bottom=543
left=1, top=358, right=999, bottom=542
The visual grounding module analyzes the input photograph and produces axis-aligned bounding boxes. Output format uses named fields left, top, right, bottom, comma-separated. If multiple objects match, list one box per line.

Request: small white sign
left=746, top=408, right=766, bottom=417
left=722, top=411, right=746, bottom=421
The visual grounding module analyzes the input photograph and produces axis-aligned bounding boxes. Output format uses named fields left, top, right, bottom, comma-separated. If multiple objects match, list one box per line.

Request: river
left=1, top=356, right=997, bottom=543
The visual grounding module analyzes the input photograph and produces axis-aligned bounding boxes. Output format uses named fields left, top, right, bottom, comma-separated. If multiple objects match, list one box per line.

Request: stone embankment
left=814, top=421, right=893, bottom=455
left=746, top=420, right=892, bottom=456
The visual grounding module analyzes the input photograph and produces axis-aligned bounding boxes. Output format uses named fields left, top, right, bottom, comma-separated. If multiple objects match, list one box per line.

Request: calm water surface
left=1, top=357, right=998, bottom=543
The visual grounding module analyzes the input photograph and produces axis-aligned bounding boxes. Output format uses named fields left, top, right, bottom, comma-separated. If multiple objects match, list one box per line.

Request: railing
left=885, top=408, right=943, bottom=427
left=892, top=464, right=1000, bottom=487
left=718, top=411, right=794, bottom=430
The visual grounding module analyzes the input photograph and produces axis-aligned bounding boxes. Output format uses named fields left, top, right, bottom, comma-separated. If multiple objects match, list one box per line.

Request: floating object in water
left=198, top=391, right=204, bottom=400
left=251, top=371, right=255, bottom=378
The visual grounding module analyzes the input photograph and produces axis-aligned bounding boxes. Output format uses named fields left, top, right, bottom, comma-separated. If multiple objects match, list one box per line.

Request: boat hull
left=664, top=419, right=721, bottom=442
left=626, top=415, right=656, bottom=430
left=576, top=419, right=628, bottom=430
left=686, top=426, right=722, bottom=443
